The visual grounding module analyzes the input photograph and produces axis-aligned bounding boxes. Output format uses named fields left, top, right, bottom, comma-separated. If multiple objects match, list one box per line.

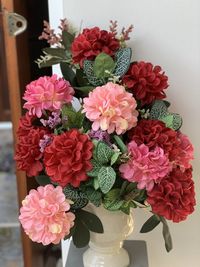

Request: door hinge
left=7, top=12, right=27, bottom=36
left=0, top=5, right=27, bottom=36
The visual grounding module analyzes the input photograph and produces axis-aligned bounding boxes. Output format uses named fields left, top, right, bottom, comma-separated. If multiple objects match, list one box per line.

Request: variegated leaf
left=113, top=48, right=132, bottom=77
left=83, top=60, right=105, bottom=86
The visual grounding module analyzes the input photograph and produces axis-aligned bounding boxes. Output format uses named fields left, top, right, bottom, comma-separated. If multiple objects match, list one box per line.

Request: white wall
left=49, top=1, right=200, bottom=266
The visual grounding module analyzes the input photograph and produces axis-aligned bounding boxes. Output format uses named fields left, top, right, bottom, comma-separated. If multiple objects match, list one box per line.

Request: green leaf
left=36, top=48, right=71, bottom=68
left=76, top=69, right=90, bottom=86
left=162, top=113, right=182, bottom=131
left=63, top=186, right=88, bottom=209
left=113, top=135, right=127, bottom=153
left=103, top=188, right=124, bottom=211
left=83, top=60, right=105, bottom=86
left=93, top=53, right=115, bottom=78
left=61, top=104, right=84, bottom=129
left=87, top=159, right=102, bottom=177
left=72, top=217, right=90, bottom=248
left=120, top=201, right=132, bottom=215
left=150, top=100, right=182, bottom=131
left=104, top=188, right=121, bottom=201
left=36, top=55, right=65, bottom=68
left=129, top=201, right=137, bottom=208
left=60, top=62, right=76, bottom=85
left=134, top=189, right=147, bottom=203
left=104, top=199, right=124, bottom=211
left=114, top=48, right=132, bottom=77
left=74, top=86, right=94, bottom=95
left=95, top=141, right=114, bottom=164
left=85, top=187, right=102, bottom=207
left=110, top=151, right=121, bottom=166
left=35, top=175, right=52, bottom=186
left=172, top=114, right=183, bottom=130
left=35, top=47, right=71, bottom=68
left=140, top=215, right=161, bottom=233
left=161, top=115, right=173, bottom=128
left=160, top=217, right=173, bottom=252
left=163, top=100, right=171, bottom=108
left=150, top=100, right=168, bottom=119
left=77, top=209, right=104, bottom=233
left=120, top=181, right=129, bottom=196
left=125, top=183, right=137, bottom=194
left=93, top=177, right=100, bottom=190
left=62, top=31, right=75, bottom=50
left=98, top=166, right=116, bottom=194
left=43, top=47, right=67, bottom=59
left=82, top=119, right=92, bottom=133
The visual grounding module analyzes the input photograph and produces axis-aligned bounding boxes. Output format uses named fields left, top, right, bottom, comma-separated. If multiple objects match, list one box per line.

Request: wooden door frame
left=0, top=1, right=45, bottom=266
left=0, top=23, right=10, bottom=121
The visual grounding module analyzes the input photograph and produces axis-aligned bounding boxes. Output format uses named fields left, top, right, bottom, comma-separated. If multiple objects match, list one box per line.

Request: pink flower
left=82, top=82, right=138, bottom=135
left=19, top=185, right=75, bottom=245
left=23, top=75, right=74, bottom=118
left=119, top=141, right=172, bottom=191
left=170, top=132, right=194, bottom=171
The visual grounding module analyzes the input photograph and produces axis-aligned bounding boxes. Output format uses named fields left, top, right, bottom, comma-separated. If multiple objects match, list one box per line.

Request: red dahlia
left=71, top=27, right=120, bottom=66
left=15, top=127, right=47, bottom=177
left=44, top=129, right=93, bottom=187
left=123, top=61, right=169, bottom=106
left=17, top=112, right=37, bottom=138
left=147, top=167, right=196, bottom=222
left=128, top=119, right=179, bottom=160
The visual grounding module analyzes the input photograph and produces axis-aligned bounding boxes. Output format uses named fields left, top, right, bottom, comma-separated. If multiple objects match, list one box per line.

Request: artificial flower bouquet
left=15, top=19, right=196, bottom=251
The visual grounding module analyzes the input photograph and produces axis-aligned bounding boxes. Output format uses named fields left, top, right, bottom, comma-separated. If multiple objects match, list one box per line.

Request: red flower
left=128, top=119, right=194, bottom=171
left=17, top=112, right=37, bottom=138
left=123, top=61, right=169, bottom=106
left=128, top=119, right=179, bottom=160
left=71, top=27, right=120, bottom=66
left=44, top=129, right=93, bottom=187
left=147, top=167, right=196, bottom=222
left=15, top=127, right=47, bottom=177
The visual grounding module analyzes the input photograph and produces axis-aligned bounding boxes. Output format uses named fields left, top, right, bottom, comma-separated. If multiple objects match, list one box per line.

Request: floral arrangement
left=15, top=19, right=196, bottom=251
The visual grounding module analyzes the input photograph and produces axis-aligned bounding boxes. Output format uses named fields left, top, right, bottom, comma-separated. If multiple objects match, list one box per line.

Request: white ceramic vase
left=83, top=205, right=134, bottom=267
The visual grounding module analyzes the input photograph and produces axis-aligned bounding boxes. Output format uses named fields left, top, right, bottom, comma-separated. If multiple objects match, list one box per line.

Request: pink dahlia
left=170, top=132, right=194, bottom=171
left=147, top=167, right=196, bottom=222
left=122, top=61, right=169, bottom=106
left=119, top=141, right=172, bottom=191
left=83, top=82, right=138, bottom=135
left=23, top=74, right=74, bottom=118
left=19, top=185, right=75, bottom=245
left=128, top=119, right=180, bottom=160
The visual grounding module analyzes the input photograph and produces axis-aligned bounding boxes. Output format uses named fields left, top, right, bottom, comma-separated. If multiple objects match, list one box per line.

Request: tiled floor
left=0, top=227, right=23, bottom=267
left=0, top=172, right=19, bottom=224
left=0, top=126, right=23, bottom=267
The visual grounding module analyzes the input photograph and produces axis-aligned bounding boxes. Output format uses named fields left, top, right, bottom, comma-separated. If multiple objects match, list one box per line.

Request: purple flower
left=89, top=129, right=111, bottom=145
left=40, top=111, right=61, bottom=129
left=39, top=135, right=52, bottom=152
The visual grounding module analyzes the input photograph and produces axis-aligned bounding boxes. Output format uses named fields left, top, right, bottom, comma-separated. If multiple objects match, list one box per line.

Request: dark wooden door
left=0, top=0, right=51, bottom=266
